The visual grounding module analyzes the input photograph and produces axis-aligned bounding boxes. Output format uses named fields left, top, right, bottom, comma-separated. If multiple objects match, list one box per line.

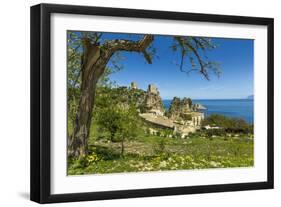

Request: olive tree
left=97, top=103, right=138, bottom=156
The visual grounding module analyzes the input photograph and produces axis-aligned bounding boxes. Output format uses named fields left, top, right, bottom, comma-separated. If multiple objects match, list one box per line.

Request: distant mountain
left=247, top=95, right=254, bottom=99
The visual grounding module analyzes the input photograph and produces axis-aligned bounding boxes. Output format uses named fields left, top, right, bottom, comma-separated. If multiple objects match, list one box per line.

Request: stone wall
left=191, top=112, right=204, bottom=126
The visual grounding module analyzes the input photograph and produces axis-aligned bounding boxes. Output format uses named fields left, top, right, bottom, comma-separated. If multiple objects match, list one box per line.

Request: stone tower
left=143, top=84, right=164, bottom=115
left=130, top=82, right=138, bottom=89
left=148, top=84, right=158, bottom=94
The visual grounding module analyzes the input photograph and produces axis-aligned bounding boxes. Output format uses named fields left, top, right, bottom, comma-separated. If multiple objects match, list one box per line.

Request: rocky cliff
left=168, top=97, right=193, bottom=119
left=110, top=83, right=204, bottom=121
left=142, top=84, right=165, bottom=114
left=109, top=84, right=164, bottom=115
left=192, top=103, right=207, bottom=111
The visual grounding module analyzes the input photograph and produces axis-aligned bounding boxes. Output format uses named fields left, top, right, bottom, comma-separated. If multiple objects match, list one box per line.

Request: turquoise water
left=163, top=99, right=254, bottom=124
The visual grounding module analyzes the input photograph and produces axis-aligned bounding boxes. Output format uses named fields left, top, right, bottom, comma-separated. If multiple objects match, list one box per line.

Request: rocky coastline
left=128, top=82, right=206, bottom=137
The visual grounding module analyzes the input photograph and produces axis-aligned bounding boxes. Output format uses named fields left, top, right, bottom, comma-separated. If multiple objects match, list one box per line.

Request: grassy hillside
left=68, top=128, right=253, bottom=175
left=67, top=86, right=254, bottom=175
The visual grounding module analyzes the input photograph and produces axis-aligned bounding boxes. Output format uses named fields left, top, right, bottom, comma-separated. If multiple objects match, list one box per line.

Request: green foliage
left=205, top=129, right=225, bottom=138
left=91, top=85, right=149, bottom=156
left=174, top=132, right=182, bottom=138
left=153, top=138, right=166, bottom=155
left=202, top=114, right=253, bottom=134
left=67, top=32, right=82, bottom=89
left=95, top=145, right=121, bottom=160
left=96, top=103, right=121, bottom=142
left=67, top=32, right=83, bottom=129
left=114, top=105, right=139, bottom=138
left=68, top=135, right=254, bottom=175
left=96, top=94, right=139, bottom=155
left=86, top=151, right=103, bottom=165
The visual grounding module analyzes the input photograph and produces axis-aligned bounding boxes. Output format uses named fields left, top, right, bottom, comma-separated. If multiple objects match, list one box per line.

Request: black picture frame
left=30, top=3, right=274, bottom=204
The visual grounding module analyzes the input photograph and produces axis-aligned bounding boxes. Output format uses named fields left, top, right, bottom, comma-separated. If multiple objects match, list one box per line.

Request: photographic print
left=31, top=4, right=273, bottom=203
left=67, top=31, right=254, bottom=175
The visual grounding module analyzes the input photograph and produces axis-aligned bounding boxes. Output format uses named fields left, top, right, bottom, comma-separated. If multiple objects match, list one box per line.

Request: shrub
left=188, top=132, right=197, bottom=138
left=203, top=114, right=253, bottom=134
left=153, top=138, right=166, bottom=154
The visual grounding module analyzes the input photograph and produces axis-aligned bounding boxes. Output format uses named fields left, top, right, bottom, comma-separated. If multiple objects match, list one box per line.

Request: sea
left=163, top=99, right=254, bottom=124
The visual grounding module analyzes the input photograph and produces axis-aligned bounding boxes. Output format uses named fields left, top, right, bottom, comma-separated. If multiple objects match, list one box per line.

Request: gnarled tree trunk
left=68, top=38, right=106, bottom=157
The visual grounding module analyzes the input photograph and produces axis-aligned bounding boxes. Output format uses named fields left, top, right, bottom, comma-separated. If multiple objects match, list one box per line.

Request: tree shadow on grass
left=93, top=145, right=122, bottom=160
left=91, top=144, right=155, bottom=161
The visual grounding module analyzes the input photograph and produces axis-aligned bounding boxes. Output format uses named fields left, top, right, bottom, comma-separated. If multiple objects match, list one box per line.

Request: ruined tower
left=148, top=84, right=158, bottom=94
left=130, top=82, right=138, bottom=90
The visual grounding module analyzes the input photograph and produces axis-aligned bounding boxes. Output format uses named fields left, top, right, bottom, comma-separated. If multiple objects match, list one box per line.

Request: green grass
left=67, top=133, right=254, bottom=175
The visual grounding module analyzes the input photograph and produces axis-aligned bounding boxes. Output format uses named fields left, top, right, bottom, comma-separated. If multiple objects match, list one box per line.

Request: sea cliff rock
left=143, top=84, right=165, bottom=115
left=193, top=103, right=207, bottom=111
left=168, top=97, right=192, bottom=119
left=115, top=83, right=164, bottom=115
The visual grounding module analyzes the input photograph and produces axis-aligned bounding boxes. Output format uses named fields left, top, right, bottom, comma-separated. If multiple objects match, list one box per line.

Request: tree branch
left=185, top=41, right=210, bottom=80
left=105, top=35, right=154, bottom=63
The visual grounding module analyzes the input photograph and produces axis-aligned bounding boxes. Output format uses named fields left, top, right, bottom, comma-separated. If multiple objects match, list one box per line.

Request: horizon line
left=162, top=98, right=254, bottom=100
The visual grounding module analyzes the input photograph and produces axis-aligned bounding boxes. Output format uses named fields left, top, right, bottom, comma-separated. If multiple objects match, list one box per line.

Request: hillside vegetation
left=67, top=86, right=254, bottom=175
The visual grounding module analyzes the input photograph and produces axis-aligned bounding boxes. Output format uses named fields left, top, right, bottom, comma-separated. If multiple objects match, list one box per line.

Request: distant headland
left=247, top=95, right=254, bottom=99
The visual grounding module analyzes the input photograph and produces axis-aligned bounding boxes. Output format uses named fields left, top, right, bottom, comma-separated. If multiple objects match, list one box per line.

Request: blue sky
left=103, top=33, right=254, bottom=99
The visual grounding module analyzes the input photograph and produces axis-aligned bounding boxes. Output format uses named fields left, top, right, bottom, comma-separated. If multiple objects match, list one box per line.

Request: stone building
left=191, top=112, right=204, bottom=126
left=144, top=84, right=164, bottom=115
